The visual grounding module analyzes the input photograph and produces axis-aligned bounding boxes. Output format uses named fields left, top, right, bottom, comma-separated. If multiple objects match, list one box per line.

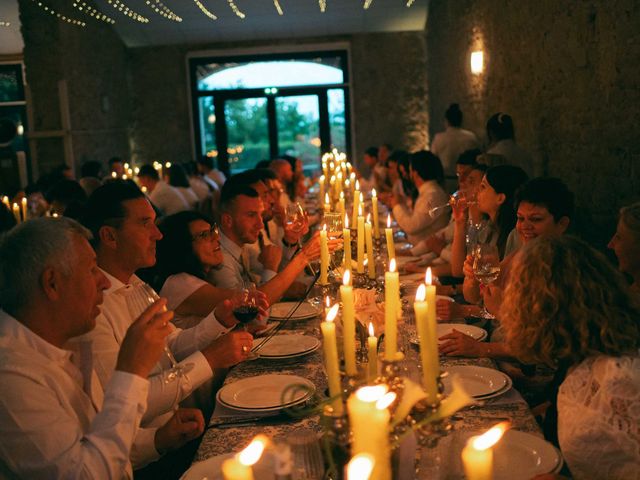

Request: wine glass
left=428, top=190, right=475, bottom=218
left=289, top=429, right=325, bottom=480
left=125, top=283, right=190, bottom=383
left=472, top=244, right=501, bottom=319
left=233, top=281, right=260, bottom=360
left=323, top=212, right=343, bottom=269
left=285, top=202, right=306, bottom=236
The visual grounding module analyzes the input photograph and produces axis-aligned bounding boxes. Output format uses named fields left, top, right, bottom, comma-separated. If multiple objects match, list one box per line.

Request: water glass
left=289, top=429, right=325, bottom=480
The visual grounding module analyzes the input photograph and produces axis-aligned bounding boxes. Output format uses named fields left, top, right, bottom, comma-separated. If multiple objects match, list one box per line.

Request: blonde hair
left=620, top=202, right=640, bottom=238
left=500, top=236, right=640, bottom=367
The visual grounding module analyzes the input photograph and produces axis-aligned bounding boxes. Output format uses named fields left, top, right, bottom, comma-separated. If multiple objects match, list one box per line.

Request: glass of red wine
left=233, top=281, right=260, bottom=360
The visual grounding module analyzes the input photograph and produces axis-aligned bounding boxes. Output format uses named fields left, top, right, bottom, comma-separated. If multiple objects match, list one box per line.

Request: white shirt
left=558, top=354, right=640, bottom=479
left=208, top=231, right=277, bottom=290
left=431, top=126, right=480, bottom=176
left=177, top=186, right=198, bottom=209
left=78, top=270, right=228, bottom=425
left=149, top=181, right=190, bottom=216
left=189, top=177, right=211, bottom=202
left=160, top=273, right=211, bottom=329
left=487, top=139, right=534, bottom=177
left=392, top=180, right=450, bottom=245
left=0, top=310, right=148, bottom=479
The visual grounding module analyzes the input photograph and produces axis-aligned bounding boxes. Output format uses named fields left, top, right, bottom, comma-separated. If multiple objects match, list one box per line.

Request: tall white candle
left=385, top=214, right=395, bottom=261
left=371, top=189, right=380, bottom=239
left=384, top=259, right=400, bottom=361
left=343, top=214, right=352, bottom=269
left=365, top=214, right=375, bottom=279
left=321, top=304, right=344, bottom=415
left=341, top=270, right=357, bottom=376
left=319, top=225, right=329, bottom=285
left=414, top=284, right=438, bottom=404
left=357, top=205, right=365, bottom=274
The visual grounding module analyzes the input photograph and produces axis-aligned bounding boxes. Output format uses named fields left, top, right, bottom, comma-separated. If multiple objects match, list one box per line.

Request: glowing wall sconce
left=470, top=51, right=484, bottom=75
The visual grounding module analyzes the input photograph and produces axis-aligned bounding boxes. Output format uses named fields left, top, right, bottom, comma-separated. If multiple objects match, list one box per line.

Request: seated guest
left=108, top=156, right=125, bottom=178
left=154, top=211, right=236, bottom=329
left=385, top=150, right=409, bottom=202
left=79, top=160, right=103, bottom=197
left=45, top=178, right=88, bottom=219
left=209, top=180, right=336, bottom=304
left=138, top=164, right=190, bottom=216
left=196, top=155, right=226, bottom=190
left=440, top=177, right=573, bottom=357
left=486, top=112, right=534, bottom=177
left=501, top=236, right=640, bottom=479
left=270, top=158, right=295, bottom=207
left=79, top=182, right=253, bottom=442
left=185, top=161, right=213, bottom=203
left=166, top=164, right=199, bottom=210
left=431, top=103, right=480, bottom=180
left=384, top=150, right=449, bottom=245
left=358, top=146, right=387, bottom=192
left=609, top=202, right=640, bottom=294
left=0, top=217, right=202, bottom=478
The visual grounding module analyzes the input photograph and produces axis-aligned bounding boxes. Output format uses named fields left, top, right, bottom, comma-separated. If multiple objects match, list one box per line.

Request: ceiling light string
left=406, top=0, right=415, bottom=6
left=193, top=0, right=217, bottom=20
left=363, top=0, right=373, bottom=9
left=0, top=20, right=10, bottom=26
left=319, top=0, right=326, bottom=12
left=104, top=0, right=149, bottom=23
left=30, top=0, right=86, bottom=26
left=273, top=0, right=283, bottom=15
left=227, top=0, right=246, bottom=19
left=72, top=0, right=115, bottom=24
left=145, top=0, right=182, bottom=22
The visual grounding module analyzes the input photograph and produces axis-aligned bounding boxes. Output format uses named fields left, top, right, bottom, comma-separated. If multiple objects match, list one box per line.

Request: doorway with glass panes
left=190, top=49, right=351, bottom=176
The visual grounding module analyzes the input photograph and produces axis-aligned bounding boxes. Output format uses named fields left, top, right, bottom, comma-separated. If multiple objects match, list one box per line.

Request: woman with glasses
left=152, top=211, right=236, bottom=328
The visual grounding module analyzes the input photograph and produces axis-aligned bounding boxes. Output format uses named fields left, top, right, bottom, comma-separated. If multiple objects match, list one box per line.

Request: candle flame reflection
left=347, top=453, right=375, bottom=480
left=326, top=303, right=340, bottom=323
left=472, top=421, right=510, bottom=451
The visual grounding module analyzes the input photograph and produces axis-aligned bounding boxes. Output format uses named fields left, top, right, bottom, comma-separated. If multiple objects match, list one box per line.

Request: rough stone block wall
left=127, top=31, right=429, bottom=170
left=427, top=0, right=640, bottom=238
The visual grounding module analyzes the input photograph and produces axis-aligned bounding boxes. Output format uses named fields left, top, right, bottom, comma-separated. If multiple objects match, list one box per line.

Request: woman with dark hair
left=155, top=211, right=237, bottom=328
left=431, top=103, right=480, bottom=179
left=486, top=112, right=533, bottom=177
left=501, top=236, right=640, bottom=479
left=166, top=164, right=198, bottom=209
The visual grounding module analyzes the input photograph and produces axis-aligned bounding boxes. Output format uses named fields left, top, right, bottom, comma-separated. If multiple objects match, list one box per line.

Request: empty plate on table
left=217, top=374, right=315, bottom=412
left=255, top=334, right=320, bottom=359
left=269, top=301, right=320, bottom=321
left=493, top=430, right=563, bottom=479
left=443, top=366, right=509, bottom=398
left=410, top=323, right=488, bottom=346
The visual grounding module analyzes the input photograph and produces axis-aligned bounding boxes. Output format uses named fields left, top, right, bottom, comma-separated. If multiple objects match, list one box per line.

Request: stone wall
left=19, top=0, right=131, bottom=177
left=426, top=0, right=640, bottom=236
left=127, top=31, right=429, bottom=170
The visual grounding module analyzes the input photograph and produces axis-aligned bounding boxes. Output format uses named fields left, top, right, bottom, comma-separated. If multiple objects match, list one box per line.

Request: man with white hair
left=0, top=217, right=200, bottom=478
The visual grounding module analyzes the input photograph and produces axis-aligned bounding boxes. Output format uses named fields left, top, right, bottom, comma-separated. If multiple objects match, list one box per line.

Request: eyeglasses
left=191, top=224, right=219, bottom=242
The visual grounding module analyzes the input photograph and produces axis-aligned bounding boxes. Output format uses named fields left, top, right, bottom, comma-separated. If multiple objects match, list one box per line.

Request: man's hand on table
left=201, top=331, right=254, bottom=369
left=155, top=408, right=205, bottom=454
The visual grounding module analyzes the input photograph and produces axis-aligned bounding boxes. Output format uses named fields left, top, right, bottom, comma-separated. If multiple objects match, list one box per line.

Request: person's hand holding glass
left=284, top=203, right=308, bottom=246
left=472, top=244, right=501, bottom=319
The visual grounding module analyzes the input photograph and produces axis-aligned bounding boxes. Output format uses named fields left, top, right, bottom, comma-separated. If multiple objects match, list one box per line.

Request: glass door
left=223, top=97, right=270, bottom=173
left=275, top=94, right=320, bottom=175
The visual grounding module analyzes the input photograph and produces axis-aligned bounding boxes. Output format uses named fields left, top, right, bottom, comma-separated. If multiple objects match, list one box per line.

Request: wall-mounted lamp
left=470, top=51, right=484, bottom=75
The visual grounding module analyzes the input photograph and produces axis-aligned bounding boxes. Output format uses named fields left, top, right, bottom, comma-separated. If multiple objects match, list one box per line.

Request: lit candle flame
left=326, top=303, right=340, bottom=323
left=363, top=258, right=368, bottom=267
left=325, top=296, right=331, bottom=308
left=389, top=258, right=396, bottom=273
left=345, top=179, right=351, bottom=187
left=415, top=283, right=426, bottom=302
left=356, top=385, right=388, bottom=402
left=371, top=188, right=377, bottom=198
left=376, top=391, right=397, bottom=410
left=366, top=213, right=371, bottom=223
left=21, top=197, right=26, bottom=206
left=343, top=269, right=351, bottom=286
left=355, top=179, right=360, bottom=190
left=387, top=214, right=391, bottom=228
left=358, top=204, right=363, bottom=217
left=325, top=193, right=330, bottom=204
left=320, top=174, right=325, bottom=181
left=323, top=224, right=327, bottom=232
left=359, top=192, right=363, bottom=202
left=340, top=191, right=344, bottom=199
left=165, top=162, right=171, bottom=168
left=368, top=322, right=374, bottom=337
left=472, top=422, right=510, bottom=451
left=425, top=267, right=432, bottom=285
left=238, top=435, right=269, bottom=466
left=111, top=172, right=117, bottom=178
left=347, top=453, right=375, bottom=480
left=345, top=214, right=349, bottom=229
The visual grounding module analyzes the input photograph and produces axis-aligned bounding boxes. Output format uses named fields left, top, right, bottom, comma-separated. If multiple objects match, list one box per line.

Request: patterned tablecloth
left=192, top=293, right=543, bottom=478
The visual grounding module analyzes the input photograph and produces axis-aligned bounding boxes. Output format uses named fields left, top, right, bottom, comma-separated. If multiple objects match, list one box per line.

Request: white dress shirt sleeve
left=392, top=185, right=447, bottom=235
left=0, top=370, right=148, bottom=480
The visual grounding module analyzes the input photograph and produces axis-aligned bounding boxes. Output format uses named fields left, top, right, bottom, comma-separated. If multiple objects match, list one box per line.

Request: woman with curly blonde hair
left=609, top=202, right=640, bottom=293
left=501, top=235, right=640, bottom=480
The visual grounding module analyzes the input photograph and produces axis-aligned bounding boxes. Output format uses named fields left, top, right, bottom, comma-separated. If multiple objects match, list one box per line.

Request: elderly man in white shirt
left=384, top=151, right=450, bottom=246
left=0, top=217, right=197, bottom=479
left=137, top=164, right=190, bottom=216
left=78, top=181, right=254, bottom=467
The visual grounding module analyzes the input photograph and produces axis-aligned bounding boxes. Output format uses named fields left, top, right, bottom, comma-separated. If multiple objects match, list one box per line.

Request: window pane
left=0, top=65, right=24, bottom=103
left=276, top=95, right=320, bottom=174
left=197, top=58, right=344, bottom=91
left=198, top=97, right=217, bottom=158
left=328, top=89, right=346, bottom=152
left=225, top=98, right=269, bottom=174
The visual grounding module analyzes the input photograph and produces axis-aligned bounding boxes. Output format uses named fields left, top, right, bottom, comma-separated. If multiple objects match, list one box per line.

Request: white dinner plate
left=493, top=430, right=563, bottom=479
left=217, top=374, right=315, bottom=411
left=181, top=453, right=275, bottom=480
left=269, top=301, right=320, bottom=321
left=255, top=334, right=320, bottom=358
left=442, top=366, right=509, bottom=398
left=410, top=323, right=488, bottom=346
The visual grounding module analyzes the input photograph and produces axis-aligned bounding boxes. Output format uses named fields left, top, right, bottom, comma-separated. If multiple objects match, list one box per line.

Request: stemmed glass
left=428, top=190, right=477, bottom=218
left=323, top=212, right=343, bottom=270
left=472, top=243, right=501, bottom=319
left=125, top=283, right=189, bottom=383
left=285, top=202, right=306, bottom=242
left=234, top=281, right=260, bottom=360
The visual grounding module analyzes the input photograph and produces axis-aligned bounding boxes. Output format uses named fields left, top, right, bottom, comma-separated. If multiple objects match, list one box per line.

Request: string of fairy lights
left=20, top=0, right=418, bottom=28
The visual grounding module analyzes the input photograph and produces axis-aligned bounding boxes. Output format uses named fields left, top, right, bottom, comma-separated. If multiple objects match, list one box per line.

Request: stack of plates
left=443, top=365, right=512, bottom=400
left=410, top=323, right=488, bottom=346
left=269, top=301, right=320, bottom=321
left=254, top=334, right=320, bottom=360
left=493, top=430, right=563, bottom=479
left=217, top=374, right=315, bottom=413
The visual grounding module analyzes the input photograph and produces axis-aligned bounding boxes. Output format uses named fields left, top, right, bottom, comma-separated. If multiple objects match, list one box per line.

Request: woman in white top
left=153, top=211, right=236, bottom=328
left=166, top=164, right=198, bottom=209
left=500, top=236, right=640, bottom=480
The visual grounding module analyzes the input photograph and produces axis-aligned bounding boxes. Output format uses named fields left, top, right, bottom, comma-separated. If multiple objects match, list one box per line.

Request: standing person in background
left=431, top=104, right=480, bottom=187
left=486, top=112, right=534, bottom=177
left=137, top=165, right=190, bottom=216
left=196, top=155, right=226, bottom=190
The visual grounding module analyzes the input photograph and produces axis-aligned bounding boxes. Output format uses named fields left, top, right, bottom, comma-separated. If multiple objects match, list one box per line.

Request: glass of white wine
left=472, top=243, right=501, bottom=319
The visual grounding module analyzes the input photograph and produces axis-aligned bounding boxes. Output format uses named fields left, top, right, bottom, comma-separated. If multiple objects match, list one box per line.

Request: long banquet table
left=192, top=292, right=542, bottom=479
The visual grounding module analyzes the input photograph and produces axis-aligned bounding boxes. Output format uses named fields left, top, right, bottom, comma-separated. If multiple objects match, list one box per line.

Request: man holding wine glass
left=78, top=181, right=258, bottom=470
